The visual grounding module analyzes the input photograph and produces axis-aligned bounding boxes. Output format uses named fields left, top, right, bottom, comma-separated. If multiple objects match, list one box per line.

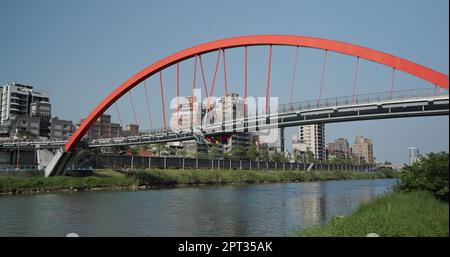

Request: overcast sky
left=0, top=0, right=448, bottom=164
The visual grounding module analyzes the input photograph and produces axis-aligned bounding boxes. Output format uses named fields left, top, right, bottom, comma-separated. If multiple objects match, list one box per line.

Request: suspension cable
left=209, top=49, right=221, bottom=97
left=114, top=102, right=123, bottom=128
left=191, top=55, right=198, bottom=131
left=244, top=46, right=248, bottom=115
left=143, top=80, right=153, bottom=129
left=265, top=45, right=272, bottom=113
left=390, top=68, right=396, bottom=99
left=177, top=63, right=180, bottom=122
left=352, top=57, right=360, bottom=104
left=222, top=49, right=228, bottom=97
left=289, top=46, right=299, bottom=105
left=317, top=50, right=328, bottom=107
left=128, top=91, right=138, bottom=125
left=159, top=71, right=166, bottom=129
left=198, top=55, right=209, bottom=98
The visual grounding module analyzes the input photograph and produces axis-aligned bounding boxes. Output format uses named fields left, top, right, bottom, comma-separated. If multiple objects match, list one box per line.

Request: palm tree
left=246, top=146, right=260, bottom=161
left=151, top=144, right=169, bottom=157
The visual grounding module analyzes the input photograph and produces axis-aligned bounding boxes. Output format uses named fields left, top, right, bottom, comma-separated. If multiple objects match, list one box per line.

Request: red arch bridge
left=0, top=35, right=447, bottom=177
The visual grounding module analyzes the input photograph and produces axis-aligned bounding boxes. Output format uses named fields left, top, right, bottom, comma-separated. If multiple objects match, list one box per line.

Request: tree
left=396, top=152, right=449, bottom=201
left=111, top=145, right=131, bottom=155
left=260, top=148, right=270, bottom=162
left=329, top=155, right=354, bottom=165
left=271, top=151, right=286, bottom=163
left=305, top=150, right=314, bottom=163
left=130, top=146, right=139, bottom=155
left=229, top=145, right=245, bottom=161
left=246, top=146, right=260, bottom=160
left=142, top=144, right=152, bottom=150
left=151, top=144, right=169, bottom=157
left=196, top=152, right=209, bottom=159
left=176, top=149, right=187, bottom=157
left=208, top=145, right=222, bottom=159
left=292, top=151, right=303, bottom=162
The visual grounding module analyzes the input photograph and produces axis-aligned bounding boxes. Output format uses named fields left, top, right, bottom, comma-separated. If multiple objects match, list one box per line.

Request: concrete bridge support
left=44, top=149, right=91, bottom=177
left=37, top=148, right=58, bottom=170
left=44, top=149, right=72, bottom=177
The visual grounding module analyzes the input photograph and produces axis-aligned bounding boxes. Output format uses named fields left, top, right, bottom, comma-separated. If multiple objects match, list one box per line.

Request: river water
left=0, top=179, right=397, bottom=236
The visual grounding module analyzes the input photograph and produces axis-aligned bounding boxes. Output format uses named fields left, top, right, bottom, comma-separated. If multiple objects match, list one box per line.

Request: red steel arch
left=65, top=34, right=449, bottom=152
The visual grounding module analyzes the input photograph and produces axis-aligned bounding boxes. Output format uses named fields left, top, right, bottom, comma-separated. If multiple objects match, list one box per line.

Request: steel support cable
left=222, top=49, right=228, bottom=97
left=177, top=63, right=180, bottom=122
left=159, top=71, right=167, bottom=128
left=265, top=45, right=273, bottom=114
left=128, top=91, right=138, bottom=125
left=198, top=55, right=209, bottom=98
left=352, top=57, right=360, bottom=104
left=209, top=49, right=221, bottom=97
left=289, top=46, right=300, bottom=106
left=143, top=80, right=153, bottom=129
left=317, top=49, right=328, bottom=107
left=114, top=102, right=123, bottom=128
left=191, top=55, right=198, bottom=131
left=244, top=46, right=248, bottom=115
left=390, top=68, right=396, bottom=99
left=201, top=50, right=221, bottom=111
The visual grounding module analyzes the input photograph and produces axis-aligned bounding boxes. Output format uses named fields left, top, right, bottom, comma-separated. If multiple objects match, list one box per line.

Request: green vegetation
left=270, top=152, right=288, bottom=163
left=259, top=148, right=270, bottom=161
left=208, top=145, right=222, bottom=159
left=396, top=152, right=449, bottom=201
left=228, top=145, right=246, bottom=161
left=126, top=169, right=391, bottom=186
left=296, top=191, right=448, bottom=237
left=246, top=146, right=260, bottom=160
left=151, top=144, right=170, bottom=157
left=294, top=151, right=449, bottom=237
left=0, top=169, right=394, bottom=195
left=292, top=150, right=314, bottom=163
left=328, top=155, right=356, bottom=165
left=377, top=166, right=397, bottom=178
left=0, top=174, right=138, bottom=194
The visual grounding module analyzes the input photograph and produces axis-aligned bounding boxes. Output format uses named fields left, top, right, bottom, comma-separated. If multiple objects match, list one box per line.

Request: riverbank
left=294, top=191, right=449, bottom=237
left=0, top=168, right=396, bottom=195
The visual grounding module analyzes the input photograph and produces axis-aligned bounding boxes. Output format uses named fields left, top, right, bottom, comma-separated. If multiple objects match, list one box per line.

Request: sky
left=0, top=0, right=448, bottom=164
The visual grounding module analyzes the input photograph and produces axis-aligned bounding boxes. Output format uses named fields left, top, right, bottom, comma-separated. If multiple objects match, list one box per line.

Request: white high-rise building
left=297, top=124, right=325, bottom=160
left=170, top=96, right=202, bottom=132
left=408, top=147, right=420, bottom=165
left=0, top=83, right=50, bottom=125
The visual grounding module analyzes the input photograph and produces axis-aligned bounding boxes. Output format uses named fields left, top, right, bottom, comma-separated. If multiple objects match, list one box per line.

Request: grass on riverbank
left=0, top=174, right=138, bottom=193
left=0, top=168, right=395, bottom=194
left=128, top=169, right=391, bottom=186
left=295, top=191, right=449, bottom=237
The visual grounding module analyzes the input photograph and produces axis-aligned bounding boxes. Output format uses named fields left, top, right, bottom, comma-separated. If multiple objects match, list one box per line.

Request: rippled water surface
left=0, top=179, right=397, bottom=236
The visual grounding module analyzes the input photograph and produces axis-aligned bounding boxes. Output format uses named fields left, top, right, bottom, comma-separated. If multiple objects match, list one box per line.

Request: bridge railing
left=92, top=88, right=449, bottom=141
left=1, top=88, right=448, bottom=146
left=277, top=88, right=449, bottom=114
left=139, top=127, right=174, bottom=135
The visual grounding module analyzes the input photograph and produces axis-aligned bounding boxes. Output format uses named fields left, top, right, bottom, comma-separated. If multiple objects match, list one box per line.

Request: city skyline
left=0, top=0, right=448, bottom=164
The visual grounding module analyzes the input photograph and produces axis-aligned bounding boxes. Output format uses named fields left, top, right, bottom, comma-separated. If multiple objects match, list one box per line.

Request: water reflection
left=0, top=179, right=396, bottom=236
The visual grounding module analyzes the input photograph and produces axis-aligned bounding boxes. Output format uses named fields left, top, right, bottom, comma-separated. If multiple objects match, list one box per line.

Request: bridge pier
left=43, top=148, right=89, bottom=177
left=44, top=149, right=72, bottom=177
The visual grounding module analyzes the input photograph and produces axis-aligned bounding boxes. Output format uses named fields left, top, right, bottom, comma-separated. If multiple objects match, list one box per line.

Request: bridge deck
left=1, top=88, right=448, bottom=149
